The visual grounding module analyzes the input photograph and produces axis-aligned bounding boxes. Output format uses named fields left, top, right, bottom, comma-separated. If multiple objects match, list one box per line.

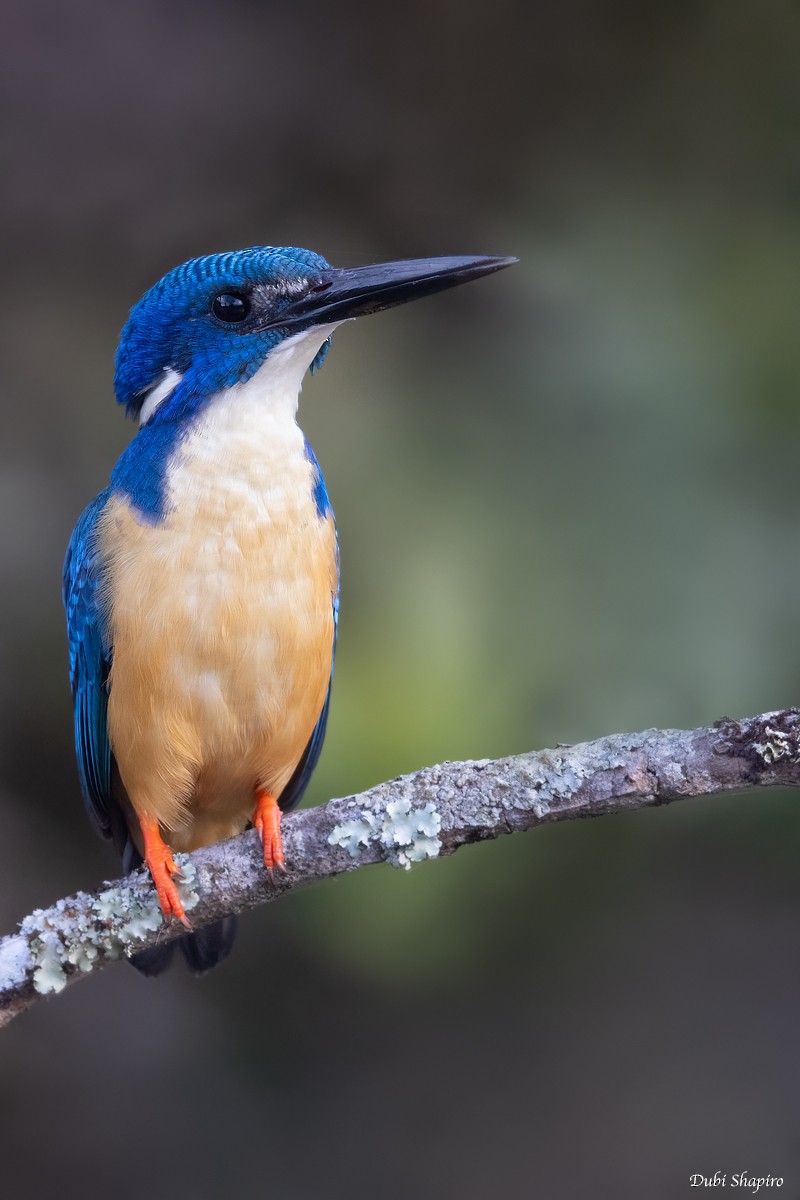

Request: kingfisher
left=63, top=245, right=515, bottom=974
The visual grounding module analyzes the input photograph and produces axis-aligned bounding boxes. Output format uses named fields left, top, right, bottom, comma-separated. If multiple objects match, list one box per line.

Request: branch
left=2, top=708, right=799, bottom=1028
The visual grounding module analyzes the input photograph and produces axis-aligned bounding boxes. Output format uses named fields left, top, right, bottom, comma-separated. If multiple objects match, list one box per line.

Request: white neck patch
left=139, top=367, right=183, bottom=425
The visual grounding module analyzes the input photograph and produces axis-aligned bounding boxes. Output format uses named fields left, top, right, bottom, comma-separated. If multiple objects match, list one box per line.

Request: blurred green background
left=1, top=2, right=800, bottom=1197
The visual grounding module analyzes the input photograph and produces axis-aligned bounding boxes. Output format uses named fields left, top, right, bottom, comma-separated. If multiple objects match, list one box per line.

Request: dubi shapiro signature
left=690, top=1175, right=783, bottom=1193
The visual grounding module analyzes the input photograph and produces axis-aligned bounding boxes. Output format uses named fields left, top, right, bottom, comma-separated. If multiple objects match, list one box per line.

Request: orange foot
left=253, top=789, right=285, bottom=878
left=140, top=815, right=192, bottom=928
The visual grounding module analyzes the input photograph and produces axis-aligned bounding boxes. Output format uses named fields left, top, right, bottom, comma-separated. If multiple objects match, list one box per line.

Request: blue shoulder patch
left=304, top=438, right=331, bottom=518
left=309, top=335, right=332, bottom=375
left=110, top=419, right=183, bottom=521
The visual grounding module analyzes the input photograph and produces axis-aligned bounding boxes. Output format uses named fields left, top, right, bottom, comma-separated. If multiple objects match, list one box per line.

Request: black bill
left=265, top=255, right=518, bottom=332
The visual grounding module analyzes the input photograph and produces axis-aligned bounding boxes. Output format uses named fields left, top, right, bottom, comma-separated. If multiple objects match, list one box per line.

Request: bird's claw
left=140, top=815, right=192, bottom=929
left=253, top=790, right=285, bottom=877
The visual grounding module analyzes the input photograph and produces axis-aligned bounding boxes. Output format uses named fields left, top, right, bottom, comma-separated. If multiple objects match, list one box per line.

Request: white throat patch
left=244, top=323, right=342, bottom=419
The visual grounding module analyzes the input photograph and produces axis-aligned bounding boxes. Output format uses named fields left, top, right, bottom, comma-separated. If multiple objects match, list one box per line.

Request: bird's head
left=114, top=245, right=516, bottom=424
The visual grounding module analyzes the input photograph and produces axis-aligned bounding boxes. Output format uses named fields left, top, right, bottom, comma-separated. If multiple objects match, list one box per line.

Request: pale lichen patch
left=329, top=799, right=442, bottom=870
left=34, top=937, right=69, bottom=993
left=67, top=941, right=99, bottom=973
left=381, top=799, right=441, bottom=869
left=0, top=934, right=31, bottom=991
left=21, top=857, right=200, bottom=995
left=752, top=726, right=797, bottom=765
left=327, top=814, right=377, bottom=857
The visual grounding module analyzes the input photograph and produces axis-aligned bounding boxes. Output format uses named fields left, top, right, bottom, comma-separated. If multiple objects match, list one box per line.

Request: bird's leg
left=139, top=815, right=192, bottom=928
left=253, top=789, right=285, bottom=877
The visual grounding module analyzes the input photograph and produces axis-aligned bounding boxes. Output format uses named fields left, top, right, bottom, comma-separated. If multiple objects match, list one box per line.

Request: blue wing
left=63, top=490, right=115, bottom=840
left=279, top=537, right=339, bottom=813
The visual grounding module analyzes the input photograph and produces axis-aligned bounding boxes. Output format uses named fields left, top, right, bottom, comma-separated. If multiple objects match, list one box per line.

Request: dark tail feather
left=128, top=918, right=238, bottom=977
left=179, top=916, right=238, bottom=975
left=130, top=941, right=177, bottom=976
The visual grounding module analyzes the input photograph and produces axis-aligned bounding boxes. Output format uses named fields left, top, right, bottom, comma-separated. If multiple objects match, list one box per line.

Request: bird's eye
left=211, top=292, right=251, bottom=323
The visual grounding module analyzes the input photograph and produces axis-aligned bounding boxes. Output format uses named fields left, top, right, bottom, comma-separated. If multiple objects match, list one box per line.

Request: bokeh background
left=2, top=2, right=800, bottom=1197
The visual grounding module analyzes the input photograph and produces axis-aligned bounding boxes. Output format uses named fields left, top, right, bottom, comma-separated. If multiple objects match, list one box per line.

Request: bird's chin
left=245, top=323, right=343, bottom=403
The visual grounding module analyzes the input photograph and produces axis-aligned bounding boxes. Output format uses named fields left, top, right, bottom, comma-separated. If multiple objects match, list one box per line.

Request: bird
left=63, top=245, right=516, bottom=974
